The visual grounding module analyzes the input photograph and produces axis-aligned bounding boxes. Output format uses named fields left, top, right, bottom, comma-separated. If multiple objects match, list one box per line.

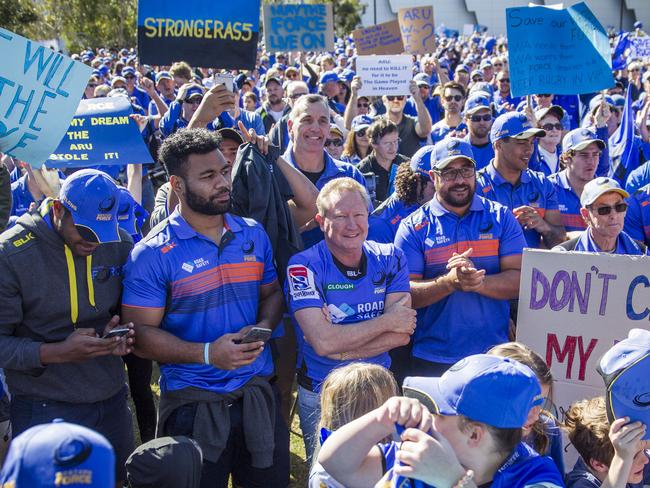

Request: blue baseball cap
left=469, top=82, right=494, bottom=98
left=455, top=63, right=470, bottom=74
left=470, top=69, right=484, bottom=80
left=403, top=354, right=543, bottom=428
left=319, top=71, right=339, bottom=84
left=634, top=21, right=643, bottom=30
left=340, top=69, right=356, bottom=82
left=413, top=73, right=431, bottom=87
left=432, top=138, right=476, bottom=170
left=410, top=145, right=436, bottom=176
left=464, top=93, right=491, bottom=115
left=59, top=169, right=121, bottom=243
left=580, top=176, right=629, bottom=207
left=562, top=127, right=605, bottom=154
left=479, top=59, right=492, bottom=69
left=0, top=420, right=115, bottom=487
left=588, top=94, right=615, bottom=113
left=610, top=94, right=625, bottom=108
left=598, top=328, right=650, bottom=439
left=117, top=187, right=140, bottom=237
left=491, top=112, right=545, bottom=142
left=98, top=65, right=109, bottom=76
left=122, top=66, right=136, bottom=76
left=155, top=71, right=172, bottom=83
left=351, top=115, right=373, bottom=132
left=184, top=86, right=204, bottom=101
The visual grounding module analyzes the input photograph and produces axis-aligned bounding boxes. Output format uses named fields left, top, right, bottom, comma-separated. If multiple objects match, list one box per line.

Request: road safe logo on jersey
left=288, top=264, right=318, bottom=300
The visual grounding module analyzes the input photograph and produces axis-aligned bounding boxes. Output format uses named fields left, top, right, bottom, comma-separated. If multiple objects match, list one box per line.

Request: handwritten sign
left=352, top=20, right=404, bottom=56
left=517, top=249, right=648, bottom=419
left=398, top=6, right=436, bottom=55
left=45, top=97, right=153, bottom=168
left=356, top=55, right=411, bottom=97
left=506, top=2, right=613, bottom=97
left=137, top=0, right=260, bottom=69
left=629, top=36, right=650, bottom=61
left=263, top=3, right=334, bottom=52
left=0, top=28, right=91, bottom=169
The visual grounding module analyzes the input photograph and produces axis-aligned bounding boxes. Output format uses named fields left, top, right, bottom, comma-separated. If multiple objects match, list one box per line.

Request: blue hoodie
left=565, top=457, right=650, bottom=488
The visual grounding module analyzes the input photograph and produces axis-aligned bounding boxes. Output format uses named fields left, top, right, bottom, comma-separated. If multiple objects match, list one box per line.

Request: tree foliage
left=0, top=0, right=39, bottom=37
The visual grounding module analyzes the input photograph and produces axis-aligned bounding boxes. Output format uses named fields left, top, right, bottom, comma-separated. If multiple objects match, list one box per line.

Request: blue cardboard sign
left=138, top=0, right=261, bottom=69
left=46, top=97, right=153, bottom=168
left=506, top=2, right=613, bottom=97
left=0, top=28, right=91, bottom=168
left=263, top=3, right=334, bottom=52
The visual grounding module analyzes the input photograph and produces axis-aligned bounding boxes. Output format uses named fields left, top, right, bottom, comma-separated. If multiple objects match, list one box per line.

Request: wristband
left=452, top=469, right=474, bottom=488
left=203, top=342, right=211, bottom=365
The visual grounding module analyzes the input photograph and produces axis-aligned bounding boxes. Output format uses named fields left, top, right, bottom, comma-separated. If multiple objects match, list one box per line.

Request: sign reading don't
left=263, top=3, right=334, bottom=52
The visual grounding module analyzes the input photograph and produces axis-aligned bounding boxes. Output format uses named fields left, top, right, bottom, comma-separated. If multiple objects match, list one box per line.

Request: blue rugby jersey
left=625, top=183, right=650, bottom=245
left=548, top=170, right=587, bottom=232
left=286, top=240, right=410, bottom=393
left=122, top=210, right=277, bottom=394
left=394, top=194, right=525, bottom=364
left=372, top=194, right=420, bottom=242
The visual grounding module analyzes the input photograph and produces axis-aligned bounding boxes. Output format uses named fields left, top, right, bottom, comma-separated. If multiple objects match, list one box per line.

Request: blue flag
left=612, top=32, right=631, bottom=71
left=610, top=86, right=640, bottom=185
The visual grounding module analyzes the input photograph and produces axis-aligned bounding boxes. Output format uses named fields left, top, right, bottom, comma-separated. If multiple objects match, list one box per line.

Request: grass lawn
left=129, top=363, right=309, bottom=486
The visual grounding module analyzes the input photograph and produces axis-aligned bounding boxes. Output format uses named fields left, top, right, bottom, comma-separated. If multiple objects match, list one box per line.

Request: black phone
left=235, top=327, right=272, bottom=344
left=103, top=327, right=130, bottom=339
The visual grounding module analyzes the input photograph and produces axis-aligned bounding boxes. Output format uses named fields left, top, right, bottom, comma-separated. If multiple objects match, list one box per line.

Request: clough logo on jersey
left=288, top=265, right=318, bottom=300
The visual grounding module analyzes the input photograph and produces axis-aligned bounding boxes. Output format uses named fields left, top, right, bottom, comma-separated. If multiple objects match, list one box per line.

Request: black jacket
left=269, top=112, right=291, bottom=155
left=230, top=143, right=302, bottom=280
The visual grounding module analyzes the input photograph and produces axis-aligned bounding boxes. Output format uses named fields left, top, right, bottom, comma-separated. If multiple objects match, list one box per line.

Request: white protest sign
left=356, top=55, right=411, bottom=97
left=517, top=249, right=649, bottom=415
left=629, top=36, right=650, bottom=61
left=463, top=24, right=474, bottom=37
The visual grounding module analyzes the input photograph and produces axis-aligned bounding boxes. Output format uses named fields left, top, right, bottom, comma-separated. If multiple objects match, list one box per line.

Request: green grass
left=128, top=364, right=309, bottom=486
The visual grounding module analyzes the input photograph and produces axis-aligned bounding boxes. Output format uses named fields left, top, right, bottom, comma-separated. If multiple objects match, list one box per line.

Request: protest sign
left=629, top=36, right=650, bottom=61
left=506, top=2, right=613, bottom=97
left=263, top=3, right=334, bottom=52
left=356, top=55, right=412, bottom=97
left=398, top=6, right=436, bottom=55
left=137, top=0, right=260, bottom=69
left=463, top=24, right=475, bottom=37
left=0, top=28, right=91, bottom=169
left=45, top=97, right=153, bottom=168
left=352, top=20, right=404, bottom=55
left=517, top=249, right=648, bottom=416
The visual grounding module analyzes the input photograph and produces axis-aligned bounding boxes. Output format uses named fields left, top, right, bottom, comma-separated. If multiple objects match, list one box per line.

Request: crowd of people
left=0, top=17, right=648, bottom=488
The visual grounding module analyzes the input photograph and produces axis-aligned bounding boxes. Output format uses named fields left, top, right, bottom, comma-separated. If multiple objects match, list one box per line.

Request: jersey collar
left=428, top=192, right=484, bottom=217
left=486, top=161, right=532, bottom=186
left=169, top=208, right=241, bottom=240
left=283, top=144, right=347, bottom=181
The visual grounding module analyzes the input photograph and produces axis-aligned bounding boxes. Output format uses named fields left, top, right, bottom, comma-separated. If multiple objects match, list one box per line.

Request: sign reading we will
left=0, top=28, right=91, bottom=169
left=517, top=249, right=649, bottom=416
left=46, top=97, right=153, bottom=168
left=263, top=3, right=334, bottom=52
left=506, top=2, right=613, bottom=97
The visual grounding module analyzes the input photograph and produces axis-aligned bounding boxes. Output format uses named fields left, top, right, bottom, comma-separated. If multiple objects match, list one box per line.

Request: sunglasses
left=288, top=92, right=308, bottom=100
left=445, top=95, right=463, bottom=102
left=355, top=129, right=367, bottom=137
left=325, top=139, right=344, bottom=147
left=124, top=75, right=135, bottom=80
left=498, top=78, right=510, bottom=82
left=538, top=94, right=552, bottom=97
left=470, top=114, right=492, bottom=122
left=386, top=96, right=405, bottom=101
left=589, top=202, right=628, bottom=215
left=184, top=97, right=203, bottom=105
left=541, top=123, right=562, bottom=131
left=87, top=83, right=98, bottom=88
left=357, top=102, right=370, bottom=108
left=494, top=63, right=503, bottom=67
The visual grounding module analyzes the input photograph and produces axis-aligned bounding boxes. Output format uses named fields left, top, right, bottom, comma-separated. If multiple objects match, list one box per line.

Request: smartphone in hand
left=234, top=327, right=272, bottom=345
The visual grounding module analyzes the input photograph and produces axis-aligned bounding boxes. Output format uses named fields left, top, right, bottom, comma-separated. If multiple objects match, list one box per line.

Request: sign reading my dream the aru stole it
left=516, top=249, right=649, bottom=414
left=0, top=28, right=91, bottom=169
left=46, top=97, right=153, bottom=168
left=137, top=0, right=260, bottom=69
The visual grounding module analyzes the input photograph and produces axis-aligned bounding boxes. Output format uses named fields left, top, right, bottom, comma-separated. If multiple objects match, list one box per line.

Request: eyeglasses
left=472, top=77, right=483, bottom=81
left=444, top=95, right=463, bottom=102
left=470, top=114, right=492, bottom=122
left=588, top=202, right=628, bottom=215
left=493, top=63, right=503, bottom=67
left=537, top=94, right=552, bottom=98
left=355, top=129, right=367, bottom=137
left=325, top=139, right=344, bottom=147
left=288, top=92, right=308, bottom=100
left=124, top=75, right=135, bottom=80
left=630, top=68, right=640, bottom=72
left=498, top=78, right=510, bottom=83
left=357, top=102, right=370, bottom=108
left=87, top=83, right=97, bottom=88
left=541, top=123, right=563, bottom=131
left=379, top=138, right=401, bottom=147
left=435, top=167, right=475, bottom=181
left=386, top=96, right=405, bottom=101
left=184, top=98, right=203, bottom=105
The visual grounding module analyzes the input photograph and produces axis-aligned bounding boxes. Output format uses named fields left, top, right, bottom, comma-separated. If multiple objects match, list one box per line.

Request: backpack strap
left=557, top=236, right=581, bottom=251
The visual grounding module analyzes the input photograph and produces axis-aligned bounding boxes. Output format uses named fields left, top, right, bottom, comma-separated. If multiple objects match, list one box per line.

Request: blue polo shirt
left=554, top=228, right=647, bottom=255
left=371, top=193, right=419, bottom=242
left=625, top=183, right=650, bottom=245
left=476, top=162, right=560, bottom=248
left=463, top=135, right=494, bottom=170
left=286, top=240, right=410, bottom=392
left=430, top=120, right=468, bottom=144
left=548, top=170, right=586, bottom=232
left=394, top=194, right=526, bottom=364
left=122, top=210, right=277, bottom=394
left=10, top=175, right=36, bottom=218
left=626, top=161, right=650, bottom=195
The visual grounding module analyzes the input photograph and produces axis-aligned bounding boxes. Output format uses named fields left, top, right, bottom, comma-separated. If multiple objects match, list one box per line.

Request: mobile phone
left=103, top=327, right=130, bottom=339
left=235, top=327, right=272, bottom=345
left=213, top=73, right=234, bottom=92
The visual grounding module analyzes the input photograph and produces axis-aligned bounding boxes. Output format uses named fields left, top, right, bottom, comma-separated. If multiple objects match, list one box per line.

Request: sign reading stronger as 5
left=137, top=0, right=260, bottom=69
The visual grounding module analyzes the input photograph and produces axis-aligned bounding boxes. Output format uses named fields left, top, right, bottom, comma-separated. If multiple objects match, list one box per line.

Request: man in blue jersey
left=121, top=128, right=289, bottom=488
left=122, top=66, right=151, bottom=114
left=395, top=138, right=526, bottom=378
left=549, top=128, right=605, bottom=235
left=463, top=92, right=494, bottom=169
left=476, top=112, right=566, bottom=248
left=625, top=182, right=650, bottom=245
left=286, top=177, right=416, bottom=463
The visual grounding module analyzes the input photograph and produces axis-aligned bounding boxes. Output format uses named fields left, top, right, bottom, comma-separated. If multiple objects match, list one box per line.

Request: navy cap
left=117, top=187, right=139, bottom=236
left=340, top=69, right=356, bottom=82
left=580, top=176, right=629, bottom=207
left=59, top=169, right=120, bottom=243
left=562, top=127, right=605, bottom=154
left=588, top=94, right=615, bottom=113
left=491, top=112, right=545, bottom=142
left=156, top=71, right=172, bottom=83
left=122, top=66, right=136, bottom=76
left=432, top=138, right=476, bottom=170
left=610, top=94, right=625, bottom=108
left=351, top=115, right=373, bottom=132
left=535, top=104, right=565, bottom=123
left=598, top=328, right=650, bottom=439
left=403, top=354, right=542, bottom=428
left=410, top=145, right=436, bottom=176
left=455, top=63, right=470, bottom=74
left=264, top=76, right=282, bottom=87
left=0, top=420, right=115, bottom=487
left=634, top=21, right=643, bottom=29
left=184, top=86, right=204, bottom=101
left=469, top=82, right=494, bottom=97
left=413, top=73, right=431, bottom=87
left=464, top=93, right=491, bottom=115
left=319, top=71, right=339, bottom=84
left=470, top=69, right=483, bottom=80
left=98, top=65, right=109, bottom=76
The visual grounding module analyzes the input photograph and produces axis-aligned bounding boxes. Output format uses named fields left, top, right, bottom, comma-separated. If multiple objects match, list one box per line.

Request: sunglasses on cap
left=386, top=96, right=405, bottom=101
left=357, top=102, right=370, bottom=108
left=588, top=202, right=628, bottom=215
left=541, top=123, right=562, bottom=131
left=470, top=114, right=492, bottom=122
left=325, top=138, right=344, bottom=147
left=445, top=95, right=463, bottom=102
